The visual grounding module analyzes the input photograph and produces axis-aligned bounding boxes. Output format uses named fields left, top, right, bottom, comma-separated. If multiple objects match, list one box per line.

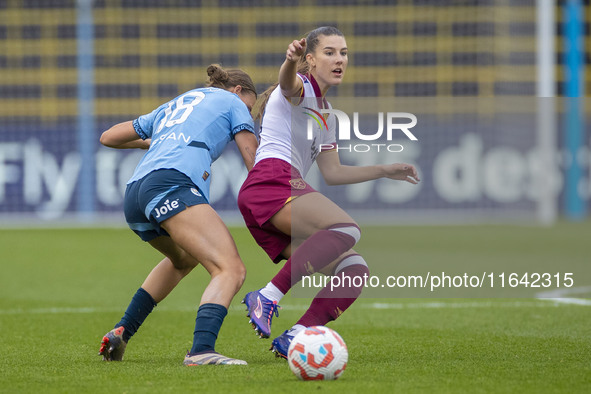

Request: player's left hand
left=383, top=163, right=420, bottom=184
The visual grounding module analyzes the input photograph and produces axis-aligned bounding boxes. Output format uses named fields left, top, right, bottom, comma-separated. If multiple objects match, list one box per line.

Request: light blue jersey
left=128, top=87, right=254, bottom=201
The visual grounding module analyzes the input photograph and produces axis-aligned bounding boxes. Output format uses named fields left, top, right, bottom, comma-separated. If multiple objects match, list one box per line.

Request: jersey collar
left=306, top=73, right=328, bottom=109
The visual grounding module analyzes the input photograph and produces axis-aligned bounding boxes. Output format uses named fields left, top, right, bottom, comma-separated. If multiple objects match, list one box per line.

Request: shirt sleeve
left=288, top=73, right=306, bottom=106
left=229, top=96, right=255, bottom=139
left=132, top=106, right=160, bottom=140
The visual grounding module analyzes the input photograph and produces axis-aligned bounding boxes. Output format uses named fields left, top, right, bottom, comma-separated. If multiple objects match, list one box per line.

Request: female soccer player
left=98, top=64, right=258, bottom=366
left=238, top=27, right=419, bottom=358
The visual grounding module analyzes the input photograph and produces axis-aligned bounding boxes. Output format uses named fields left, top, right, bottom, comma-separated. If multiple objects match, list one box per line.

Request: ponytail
left=205, top=63, right=257, bottom=98
left=206, top=64, right=230, bottom=86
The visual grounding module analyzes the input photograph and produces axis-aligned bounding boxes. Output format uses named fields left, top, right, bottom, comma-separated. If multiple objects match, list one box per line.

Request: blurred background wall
left=0, top=0, right=588, bottom=225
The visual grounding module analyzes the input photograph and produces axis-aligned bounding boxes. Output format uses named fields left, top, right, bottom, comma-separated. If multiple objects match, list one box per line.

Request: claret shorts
left=238, top=158, right=316, bottom=263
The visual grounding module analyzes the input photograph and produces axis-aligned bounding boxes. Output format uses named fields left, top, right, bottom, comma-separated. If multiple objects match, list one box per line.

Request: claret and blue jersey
left=128, top=87, right=255, bottom=201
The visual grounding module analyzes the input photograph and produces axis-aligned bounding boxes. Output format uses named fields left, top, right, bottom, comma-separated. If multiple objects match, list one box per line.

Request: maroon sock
left=270, top=224, right=360, bottom=294
left=271, top=258, right=292, bottom=294
left=296, top=262, right=370, bottom=327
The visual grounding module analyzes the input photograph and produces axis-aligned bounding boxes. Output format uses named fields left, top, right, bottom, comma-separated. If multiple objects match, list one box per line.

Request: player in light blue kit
left=98, top=64, right=258, bottom=366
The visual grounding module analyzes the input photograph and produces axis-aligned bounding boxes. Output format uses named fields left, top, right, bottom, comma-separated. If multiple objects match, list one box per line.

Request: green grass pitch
left=1, top=223, right=590, bottom=393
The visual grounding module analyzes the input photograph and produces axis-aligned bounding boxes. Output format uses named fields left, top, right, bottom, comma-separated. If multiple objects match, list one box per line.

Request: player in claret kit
left=238, top=27, right=420, bottom=358
left=97, top=64, right=258, bottom=366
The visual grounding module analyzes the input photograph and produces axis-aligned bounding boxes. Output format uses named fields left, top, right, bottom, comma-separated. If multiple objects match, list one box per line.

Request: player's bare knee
left=230, top=262, right=247, bottom=287
left=216, top=265, right=246, bottom=293
left=213, top=257, right=246, bottom=287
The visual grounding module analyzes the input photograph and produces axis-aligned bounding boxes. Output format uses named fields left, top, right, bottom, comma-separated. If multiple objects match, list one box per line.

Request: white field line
left=537, top=298, right=591, bottom=306
left=535, top=286, right=591, bottom=306
left=0, top=299, right=587, bottom=315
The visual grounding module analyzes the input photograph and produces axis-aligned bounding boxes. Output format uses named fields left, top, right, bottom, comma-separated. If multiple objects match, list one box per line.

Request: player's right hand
left=286, top=38, right=306, bottom=62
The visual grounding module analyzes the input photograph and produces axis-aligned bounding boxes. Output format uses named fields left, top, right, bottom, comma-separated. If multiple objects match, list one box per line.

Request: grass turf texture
left=0, top=223, right=589, bottom=393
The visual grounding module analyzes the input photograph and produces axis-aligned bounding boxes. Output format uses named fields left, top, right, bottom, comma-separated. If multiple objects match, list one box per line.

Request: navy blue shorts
left=124, top=169, right=208, bottom=242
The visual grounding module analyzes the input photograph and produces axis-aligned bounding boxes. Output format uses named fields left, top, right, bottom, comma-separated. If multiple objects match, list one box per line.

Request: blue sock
left=115, top=287, right=157, bottom=342
left=190, top=303, right=228, bottom=354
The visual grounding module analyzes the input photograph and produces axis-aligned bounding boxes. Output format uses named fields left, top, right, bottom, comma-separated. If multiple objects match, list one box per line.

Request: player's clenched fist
left=286, top=38, right=306, bottom=62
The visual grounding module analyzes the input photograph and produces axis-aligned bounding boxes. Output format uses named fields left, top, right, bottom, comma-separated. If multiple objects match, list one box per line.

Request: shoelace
left=265, top=301, right=280, bottom=319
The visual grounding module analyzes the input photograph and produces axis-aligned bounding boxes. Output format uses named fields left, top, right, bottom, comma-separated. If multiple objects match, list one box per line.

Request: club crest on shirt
left=289, top=178, right=307, bottom=190
left=202, top=171, right=210, bottom=181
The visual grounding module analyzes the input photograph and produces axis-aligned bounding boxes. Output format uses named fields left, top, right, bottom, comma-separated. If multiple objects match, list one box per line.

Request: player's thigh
left=270, top=192, right=356, bottom=240
left=278, top=237, right=303, bottom=260
left=159, top=204, right=243, bottom=275
left=148, top=236, right=199, bottom=270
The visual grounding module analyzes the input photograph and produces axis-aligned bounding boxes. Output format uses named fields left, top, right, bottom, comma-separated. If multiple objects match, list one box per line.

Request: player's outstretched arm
left=235, top=130, right=258, bottom=171
left=316, top=150, right=420, bottom=186
left=279, top=38, right=306, bottom=98
left=100, top=121, right=150, bottom=149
